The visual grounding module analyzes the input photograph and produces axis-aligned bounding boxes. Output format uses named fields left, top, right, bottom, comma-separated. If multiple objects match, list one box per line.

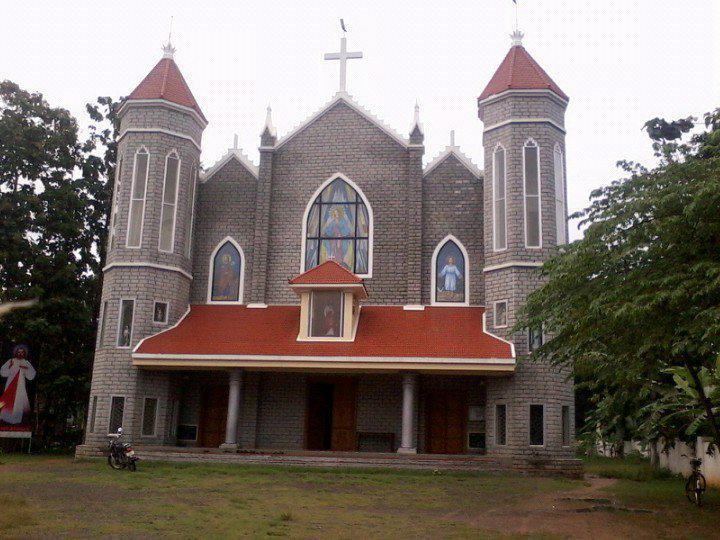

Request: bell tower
left=479, top=31, right=574, bottom=459
left=84, top=41, right=207, bottom=446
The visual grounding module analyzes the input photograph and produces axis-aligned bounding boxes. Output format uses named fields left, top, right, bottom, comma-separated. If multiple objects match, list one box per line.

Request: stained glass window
left=305, top=178, right=370, bottom=274
left=434, top=239, right=466, bottom=303
left=211, top=241, right=242, bottom=302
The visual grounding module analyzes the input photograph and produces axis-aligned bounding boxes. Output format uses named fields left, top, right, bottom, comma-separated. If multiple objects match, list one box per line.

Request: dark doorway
left=425, top=391, right=466, bottom=454
left=199, top=385, right=228, bottom=448
left=305, top=378, right=358, bottom=451
left=306, top=382, right=334, bottom=450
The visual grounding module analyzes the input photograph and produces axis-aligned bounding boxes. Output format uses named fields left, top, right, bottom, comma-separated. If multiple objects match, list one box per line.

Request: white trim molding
left=202, top=148, right=259, bottom=181
left=483, top=118, right=566, bottom=134
left=274, top=92, right=409, bottom=150
left=478, top=89, right=569, bottom=108
left=103, top=262, right=193, bottom=281
left=207, top=236, right=245, bottom=304
left=299, top=172, right=374, bottom=279
left=118, top=128, right=202, bottom=152
left=430, top=234, right=470, bottom=307
left=423, top=145, right=482, bottom=179
left=118, top=99, right=208, bottom=128
left=483, top=261, right=543, bottom=273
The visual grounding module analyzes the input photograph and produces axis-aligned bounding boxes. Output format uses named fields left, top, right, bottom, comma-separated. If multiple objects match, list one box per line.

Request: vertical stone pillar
left=405, top=122, right=424, bottom=306
left=220, top=369, right=243, bottom=451
left=398, top=373, right=418, bottom=454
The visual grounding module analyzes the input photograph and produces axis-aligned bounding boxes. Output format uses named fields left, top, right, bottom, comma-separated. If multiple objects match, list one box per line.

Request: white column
left=220, top=369, right=242, bottom=452
left=398, top=373, right=418, bottom=454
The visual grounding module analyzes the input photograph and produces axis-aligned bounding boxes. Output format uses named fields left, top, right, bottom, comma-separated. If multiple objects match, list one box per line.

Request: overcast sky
left=2, top=1, right=718, bottom=239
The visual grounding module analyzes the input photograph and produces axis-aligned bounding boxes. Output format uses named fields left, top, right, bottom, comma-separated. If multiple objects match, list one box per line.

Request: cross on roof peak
left=324, top=34, right=363, bottom=92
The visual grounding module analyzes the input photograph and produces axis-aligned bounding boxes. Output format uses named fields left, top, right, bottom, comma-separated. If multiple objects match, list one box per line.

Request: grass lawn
left=0, top=453, right=718, bottom=538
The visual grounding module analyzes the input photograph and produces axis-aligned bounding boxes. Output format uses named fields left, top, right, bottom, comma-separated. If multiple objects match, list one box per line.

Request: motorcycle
left=107, top=428, right=139, bottom=471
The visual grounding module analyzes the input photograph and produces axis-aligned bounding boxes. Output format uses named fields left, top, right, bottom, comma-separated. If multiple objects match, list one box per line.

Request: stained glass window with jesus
left=305, top=178, right=370, bottom=274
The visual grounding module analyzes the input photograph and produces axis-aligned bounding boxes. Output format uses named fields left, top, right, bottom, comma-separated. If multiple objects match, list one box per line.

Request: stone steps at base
left=75, top=445, right=582, bottom=477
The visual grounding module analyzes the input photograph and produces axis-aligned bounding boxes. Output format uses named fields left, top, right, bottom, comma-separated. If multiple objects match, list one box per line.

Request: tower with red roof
left=479, top=30, right=573, bottom=458
left=86, top=41, right=207, bottom=446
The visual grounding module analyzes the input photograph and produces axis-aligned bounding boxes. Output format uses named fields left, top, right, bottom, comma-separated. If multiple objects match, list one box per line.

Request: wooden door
left=200, top=386, right=228, bottom=448
left=425, top=391, right=466, bottom=454
left=331, top=378, right=358, bottom=451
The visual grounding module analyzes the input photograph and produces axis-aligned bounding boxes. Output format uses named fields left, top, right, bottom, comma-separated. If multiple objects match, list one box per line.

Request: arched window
left=208, top=238, right=244, bottom=303
left=523, top=138, right=542, bottom=248
left=553, top=143, right=567, bottom=245
left=431, top=235, right=469, bottom=305
left=303, top=176, right=372, bottom=276
left=126, top=147, right=150, bottom=248
left=159, top=150, right=181, bottom=253
left=493, top=143, right=507, bottom=251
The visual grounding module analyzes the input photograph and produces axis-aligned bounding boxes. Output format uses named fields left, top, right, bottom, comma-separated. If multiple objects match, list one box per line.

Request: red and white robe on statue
left=0, top=358, right=36, bottom=425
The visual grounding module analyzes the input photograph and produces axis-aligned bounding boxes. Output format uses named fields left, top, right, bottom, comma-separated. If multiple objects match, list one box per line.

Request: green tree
left=518, top=109, right=720, bottom=453
left=0, top=81, right=118, bottom=447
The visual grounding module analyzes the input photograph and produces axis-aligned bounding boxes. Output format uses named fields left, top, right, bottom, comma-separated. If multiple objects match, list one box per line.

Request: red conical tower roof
left=479, top=33, right=567, bottom=102
left=127, top=45, right=207, bottom=123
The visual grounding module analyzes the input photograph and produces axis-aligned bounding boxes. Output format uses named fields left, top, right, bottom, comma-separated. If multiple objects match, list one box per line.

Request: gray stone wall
left=421, top=154, right=485, bottom=305
left=189, top=159, right=258, bottom=303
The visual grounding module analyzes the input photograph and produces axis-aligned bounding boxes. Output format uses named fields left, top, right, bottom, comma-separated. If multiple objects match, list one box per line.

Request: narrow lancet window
left=126, top=148, right=149, bottom=248
left=159, top=151, right=181, bottom=252
left=493, top=144, right=507, bottom=250
left=554, top=143, right=567, bottom=245
left=523, top=139, right=541, bottom=248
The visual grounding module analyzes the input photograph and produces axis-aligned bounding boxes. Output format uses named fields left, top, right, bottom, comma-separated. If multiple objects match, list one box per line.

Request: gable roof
left=202, top=149, right=259, bottom=182
left=289, top=260, right=363, bottom=285
left=128, top=57, right=207, bottom=122
left=274, top=92, right=410, bottom=150
left=479, top=45, right=568, bottom=102
left=133, top=305, right=516, bottom=369
left=423, top=146, right=482, bottom=179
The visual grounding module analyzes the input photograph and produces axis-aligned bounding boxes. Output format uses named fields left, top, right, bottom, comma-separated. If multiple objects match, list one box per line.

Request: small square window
left=530, top=404, right=544, bottom=446
left=310, top=291, right=344, bottom=338
left=153, top=301, right=169, bottom=325
left=117, top=300, right=134, bottom=348
left=494, top=300, right=508, bottom=328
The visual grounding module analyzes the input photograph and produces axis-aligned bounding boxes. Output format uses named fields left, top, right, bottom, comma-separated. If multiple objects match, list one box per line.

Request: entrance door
left=305, top=378, right=357, bottom=451
left=425, top=391, right=466, bottom=454
left=199, top=386, right=228, bottom=448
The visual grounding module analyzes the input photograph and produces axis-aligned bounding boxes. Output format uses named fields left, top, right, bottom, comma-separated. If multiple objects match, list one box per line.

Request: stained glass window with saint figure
left=211, top=241, right=242, bottom=302
left=305, top=178, right=370, bottom=274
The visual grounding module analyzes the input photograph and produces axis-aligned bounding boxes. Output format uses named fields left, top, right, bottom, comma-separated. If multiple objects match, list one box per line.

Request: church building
left=79, top=28, right=576, bottom=469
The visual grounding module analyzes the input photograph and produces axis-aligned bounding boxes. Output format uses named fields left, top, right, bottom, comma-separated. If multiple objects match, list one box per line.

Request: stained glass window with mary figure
left=305, top=178, right=370, bottom=274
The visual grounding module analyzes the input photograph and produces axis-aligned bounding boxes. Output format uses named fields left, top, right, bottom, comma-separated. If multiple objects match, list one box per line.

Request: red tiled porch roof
left=135, top=305, right=514, bottom=360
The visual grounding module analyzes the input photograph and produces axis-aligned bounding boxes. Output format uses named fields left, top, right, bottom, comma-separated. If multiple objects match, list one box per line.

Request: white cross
left=324, top=36, right=363, bottom=93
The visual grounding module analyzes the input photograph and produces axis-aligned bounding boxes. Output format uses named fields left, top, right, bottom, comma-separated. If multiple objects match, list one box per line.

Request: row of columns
left=218, top=370, right=419, bottom=453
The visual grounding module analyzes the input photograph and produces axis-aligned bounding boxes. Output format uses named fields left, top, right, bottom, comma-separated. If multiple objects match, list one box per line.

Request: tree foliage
left=518, top=108, right=720, bottom=453
left=0, top=81, right=118, bottom=447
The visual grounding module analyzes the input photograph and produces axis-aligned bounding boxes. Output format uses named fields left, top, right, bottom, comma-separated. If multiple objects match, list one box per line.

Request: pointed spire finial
left=264, top=105, right=276, bottom=136
left=162, top=16, right=176, bottom=59
left=233, top=134, right=239, bottom=150
left=414, top=101, right=420, bottom=125
left=510, top=29, right=524, bottom=47
left=450, top=130, right=456, bottom=147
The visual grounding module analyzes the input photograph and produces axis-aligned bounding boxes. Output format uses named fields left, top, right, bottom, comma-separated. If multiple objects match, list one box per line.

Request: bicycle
left=684, top=457, right=707, bottom=507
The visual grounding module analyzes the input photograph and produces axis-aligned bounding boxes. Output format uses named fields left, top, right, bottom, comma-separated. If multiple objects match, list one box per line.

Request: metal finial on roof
left=162, top=16, right=176, bottom=59
left=414, top=102, right=420, bottom=124
left=510, top=29, right=524, bottom=47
